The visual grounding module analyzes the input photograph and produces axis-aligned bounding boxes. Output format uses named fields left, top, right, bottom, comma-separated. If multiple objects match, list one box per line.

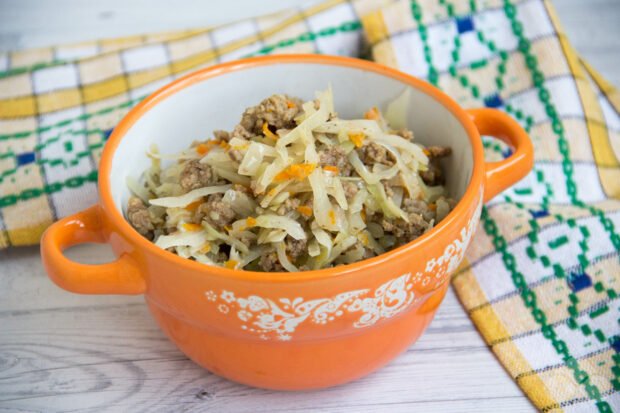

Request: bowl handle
left=467, top=108, right=534, bottom=203
left=41, top=205, right=146, bottom=295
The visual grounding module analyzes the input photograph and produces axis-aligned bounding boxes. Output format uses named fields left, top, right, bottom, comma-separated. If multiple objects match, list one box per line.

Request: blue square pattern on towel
left=530, top=209, right=550, bottom=219
left=484, top=93, right=503, bottom=108
left=16, top=152, right=36, bottom=166
left=456, top=16, right=474, bottom=34
left=567, top=272, right=592, bottom=292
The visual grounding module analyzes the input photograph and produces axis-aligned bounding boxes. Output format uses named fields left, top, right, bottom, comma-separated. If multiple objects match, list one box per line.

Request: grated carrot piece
left=290, top=163, right=316, bottom=179
left=219, top=140, right=230, bottom=150
left=428, top=203, right=437, bottom=211
left=364, top=107, right=380, bottom=120
left=199, top=243, right=211, bottom=253
left=196, top=143, right=210, bottom=155
left=262, top=122, right=278, bottom=139
left=328, top=209, right=336, bottom=225
left=296, top=205, right=313, bottom=217
left=323, top=165, right=339, bottom=175
left=246, top=217, right=257, bottom=227
left=286, top=100, right=297, bottom=109
left=185, top=199, right=202, bottom=212
left=224, top=260, right=238, bottom=269
left=274, top=163, right=316, bottom=182
left=182, top=223, right=203, bottom=232
left=197, top=139, right=226, bottom=154
left=348, top=132, right=365, bottom=148
left=423, top=148, right=430, bottom=156
left=274, top=171, right=288, bottom=182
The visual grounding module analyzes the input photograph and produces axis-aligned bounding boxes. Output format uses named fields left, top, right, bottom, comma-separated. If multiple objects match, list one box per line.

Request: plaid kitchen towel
left=362, top=0, right=620, bottom=411
left=0, top=0, right=393, bottom=247
left=0, top=0, right=618, bottom=411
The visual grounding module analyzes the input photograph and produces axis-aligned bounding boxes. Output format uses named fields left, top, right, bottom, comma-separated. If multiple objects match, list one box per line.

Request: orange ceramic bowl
left=41, top=55, right=533, bottom=390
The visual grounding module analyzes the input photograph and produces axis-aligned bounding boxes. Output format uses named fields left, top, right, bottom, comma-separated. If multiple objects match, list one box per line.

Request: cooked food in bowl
left=43, top=55, right=533, bottom=391
left=126, top=88, right=454, bottom=271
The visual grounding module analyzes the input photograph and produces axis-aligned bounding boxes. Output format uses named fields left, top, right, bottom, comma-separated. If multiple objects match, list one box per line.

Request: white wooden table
left=0, top=1, right=618, bottom=412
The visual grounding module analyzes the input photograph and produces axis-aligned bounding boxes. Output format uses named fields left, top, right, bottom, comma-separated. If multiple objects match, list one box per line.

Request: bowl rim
left=100, top=54, right=484, bottom=282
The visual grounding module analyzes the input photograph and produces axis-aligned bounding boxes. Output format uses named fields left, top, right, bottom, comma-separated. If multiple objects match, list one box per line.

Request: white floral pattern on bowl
left=205, top=198, right=482, bottom=341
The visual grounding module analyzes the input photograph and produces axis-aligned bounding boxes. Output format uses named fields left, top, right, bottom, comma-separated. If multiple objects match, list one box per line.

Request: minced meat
left=402, top=198, right=435, bottom=222
left=240, top=94, right=303, bottom=134
left=127, top=196, right=154, bottom=239
left=395, top=129, right=414, bottom=141
left=318, top=146, right=353, bottom=176
left=285, top=236, right=307, bottom=260
left=213, top=130, right=231, bottom=142
left=230, top=124, right=253, bottom=140
left=426, top=146, right=452, bottom=158
left=180, top=160, right=218, bottom=191
left=276, top=197, right=300, bottom=216
left=381, top=212, right=429, bottom=244
left=343, top=181, right=359, bottom=199
left=357, top=142, right=394, bottom=166
left=420, top=145, right=451, bottom=186
left=259, top=252, right=284, bottom=272
left=194, top=194, right=237, bottom=229
left=383, top=181, right=395, bottom=198
left=420, top=162, right=443, bottom=186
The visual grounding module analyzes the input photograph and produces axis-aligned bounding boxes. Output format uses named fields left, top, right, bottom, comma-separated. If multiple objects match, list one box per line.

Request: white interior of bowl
left=110, top=62, right=473, bottom=214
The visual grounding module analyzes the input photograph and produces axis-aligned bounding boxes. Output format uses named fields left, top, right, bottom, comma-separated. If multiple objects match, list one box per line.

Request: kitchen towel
left=0, top=0, right=618, bottom=411
left=361, top=1, right=619, bottom=411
